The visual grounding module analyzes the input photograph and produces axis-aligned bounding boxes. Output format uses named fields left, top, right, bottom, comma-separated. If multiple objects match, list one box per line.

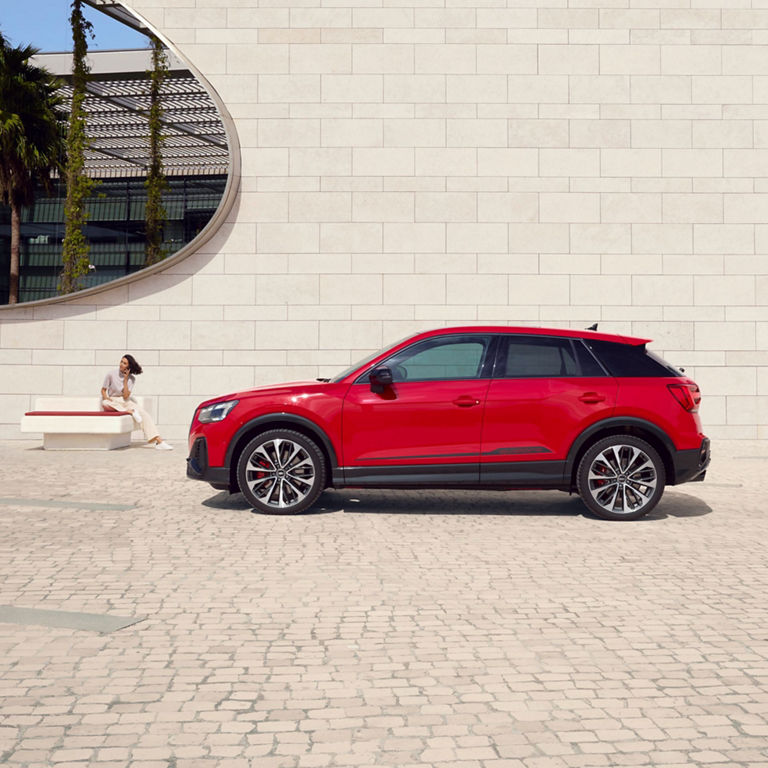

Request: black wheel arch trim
left=565, top=417, right=676, bottom=479
left=225, top=413, right=340, bottom=471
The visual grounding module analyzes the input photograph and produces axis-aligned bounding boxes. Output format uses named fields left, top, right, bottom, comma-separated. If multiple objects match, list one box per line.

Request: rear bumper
left=186, top=436, right=232, bottom=490
left=672, top=437, right=710, bottom=485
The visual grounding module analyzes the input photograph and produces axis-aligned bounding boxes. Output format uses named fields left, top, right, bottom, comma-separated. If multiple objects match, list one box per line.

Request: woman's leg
left=135, top=406, right=160, bottom=443
left=105, top=399, right=168, bottom=447
left=102, top=397, right=132, bottom=413
left=104, top=398, right=150, bottom=432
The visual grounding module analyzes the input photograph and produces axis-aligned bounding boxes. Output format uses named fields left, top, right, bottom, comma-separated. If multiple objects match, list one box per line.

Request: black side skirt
left=334, top=460, right=568, bottom=490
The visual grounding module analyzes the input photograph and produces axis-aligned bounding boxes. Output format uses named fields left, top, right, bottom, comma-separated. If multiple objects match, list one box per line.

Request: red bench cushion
left=24, top=411, right=129, bottom=417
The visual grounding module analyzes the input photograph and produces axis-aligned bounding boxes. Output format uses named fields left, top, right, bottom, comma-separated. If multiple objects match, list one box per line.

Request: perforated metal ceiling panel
left=35, top=50, right=228, bottom=177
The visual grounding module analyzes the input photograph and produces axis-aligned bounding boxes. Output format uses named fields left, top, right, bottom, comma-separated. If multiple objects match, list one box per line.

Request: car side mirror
left=369, top=366, right=393, bottom=393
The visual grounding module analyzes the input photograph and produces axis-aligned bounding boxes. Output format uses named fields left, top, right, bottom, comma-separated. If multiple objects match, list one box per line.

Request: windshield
left=329, top=334, right=412, bottom=383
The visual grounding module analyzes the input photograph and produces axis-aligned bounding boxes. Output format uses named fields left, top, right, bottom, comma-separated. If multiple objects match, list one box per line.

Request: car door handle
left=452, top=396, right=480, bottom=407
left=579, top=392, right=606, bottom=404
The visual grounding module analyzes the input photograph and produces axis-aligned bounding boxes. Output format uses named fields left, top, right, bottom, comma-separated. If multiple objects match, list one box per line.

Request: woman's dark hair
left=122, top=354, right=143, bottom=375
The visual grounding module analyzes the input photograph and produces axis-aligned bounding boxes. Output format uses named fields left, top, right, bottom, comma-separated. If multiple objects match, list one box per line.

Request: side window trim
left=481, top=334, right=501, bottom=379
left=490, top=334, right=506, bottom=378
left=574, top=339, right=611, bottom=377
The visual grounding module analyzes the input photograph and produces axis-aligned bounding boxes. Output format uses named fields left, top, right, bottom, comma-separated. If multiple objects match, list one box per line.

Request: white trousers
left=102, top=398, right=159, bottom=442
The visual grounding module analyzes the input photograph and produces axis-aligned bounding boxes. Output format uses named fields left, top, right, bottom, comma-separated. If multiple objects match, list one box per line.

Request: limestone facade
left=1, top=1, right=767, bottom=439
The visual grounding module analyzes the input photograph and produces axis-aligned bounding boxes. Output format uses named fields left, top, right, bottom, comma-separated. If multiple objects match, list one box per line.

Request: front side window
left=375, top=335, right=491, bottom=382
left=330, top=334, right=412, bottom=383
left=498, top=336, right=585, bottom=378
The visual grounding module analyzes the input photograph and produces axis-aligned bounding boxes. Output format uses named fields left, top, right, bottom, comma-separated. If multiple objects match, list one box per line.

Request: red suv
left=187, top=326, right=709, bottom=521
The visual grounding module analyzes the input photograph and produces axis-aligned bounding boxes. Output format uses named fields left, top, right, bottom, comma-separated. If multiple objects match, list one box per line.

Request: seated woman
left=101, top=354, right=173, bottom=450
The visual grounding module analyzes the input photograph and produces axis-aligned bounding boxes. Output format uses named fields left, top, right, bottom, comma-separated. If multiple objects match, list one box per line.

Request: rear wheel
left=576, top=436, right=665, bottom=521
left=236, top=429, right=326, bottom=514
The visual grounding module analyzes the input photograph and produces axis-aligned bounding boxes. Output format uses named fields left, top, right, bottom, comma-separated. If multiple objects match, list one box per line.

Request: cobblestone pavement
left=0, top=439, right=767, bottom=768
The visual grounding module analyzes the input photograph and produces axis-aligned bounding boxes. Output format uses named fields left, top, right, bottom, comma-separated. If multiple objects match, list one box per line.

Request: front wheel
left=576, top=436, right=665, bottom=521
left=236, top=429, right=326, bottom=514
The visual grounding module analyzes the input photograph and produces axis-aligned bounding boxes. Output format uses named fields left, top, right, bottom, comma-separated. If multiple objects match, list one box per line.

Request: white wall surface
left=1, top=1, right=767, bottom=440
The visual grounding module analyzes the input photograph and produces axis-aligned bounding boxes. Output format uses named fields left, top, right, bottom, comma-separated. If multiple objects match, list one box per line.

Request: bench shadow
left=202, top=488, right=711, bottom=520
left=24, top=444, right=133, bottom=451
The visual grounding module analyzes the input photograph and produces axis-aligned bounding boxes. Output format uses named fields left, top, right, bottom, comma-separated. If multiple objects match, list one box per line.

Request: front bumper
left=186, top=436, right=232, bottom=490
left=672, top=437, right=710, bottom=485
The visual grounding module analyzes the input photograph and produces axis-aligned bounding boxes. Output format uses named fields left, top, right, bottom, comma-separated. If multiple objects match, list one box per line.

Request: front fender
left=224, top=412, right=340, bottom=470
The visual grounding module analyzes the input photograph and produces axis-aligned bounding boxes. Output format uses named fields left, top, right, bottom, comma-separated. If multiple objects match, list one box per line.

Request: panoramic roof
left=34, top=49, right=228, bottom=178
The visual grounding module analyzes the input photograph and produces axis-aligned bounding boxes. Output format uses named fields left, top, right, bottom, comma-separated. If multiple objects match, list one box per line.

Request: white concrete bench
left=21, top=396, right=154, bottom=450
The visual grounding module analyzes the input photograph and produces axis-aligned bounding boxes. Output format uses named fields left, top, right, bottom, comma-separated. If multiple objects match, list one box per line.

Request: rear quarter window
left=585, top=340, right=681, bottom=378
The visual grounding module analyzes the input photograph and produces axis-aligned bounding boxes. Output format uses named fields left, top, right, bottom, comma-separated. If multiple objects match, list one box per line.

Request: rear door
left=480, top=335, right=617, bottom=483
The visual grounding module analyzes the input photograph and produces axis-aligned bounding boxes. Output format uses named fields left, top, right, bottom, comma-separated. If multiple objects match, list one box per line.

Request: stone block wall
left=1, top=1, right=766, bottom=439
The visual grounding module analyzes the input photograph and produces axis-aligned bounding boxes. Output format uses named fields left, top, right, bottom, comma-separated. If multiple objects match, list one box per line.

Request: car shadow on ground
left=202, top=491, right=337, bottom=515
left=202, top=488, right=711, bottom=520
left=642, top=490, right=712, bottom=520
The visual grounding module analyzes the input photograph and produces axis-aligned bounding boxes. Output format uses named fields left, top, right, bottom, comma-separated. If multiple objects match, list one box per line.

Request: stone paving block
left=0, top=441, right=767, bottom=766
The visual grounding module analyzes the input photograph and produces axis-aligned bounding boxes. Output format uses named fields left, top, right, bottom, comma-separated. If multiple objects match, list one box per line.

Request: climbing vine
left=60, top=0, right=95, bottom=294
left=144, top=35, right=169, bottom=267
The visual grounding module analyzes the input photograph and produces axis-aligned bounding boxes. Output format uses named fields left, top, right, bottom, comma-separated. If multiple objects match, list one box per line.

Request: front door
left=342, top=334, right=494, bottom=485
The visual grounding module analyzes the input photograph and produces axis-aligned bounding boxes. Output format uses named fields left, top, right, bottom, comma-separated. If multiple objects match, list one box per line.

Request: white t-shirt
left=102, top=369, right=135, bottom=399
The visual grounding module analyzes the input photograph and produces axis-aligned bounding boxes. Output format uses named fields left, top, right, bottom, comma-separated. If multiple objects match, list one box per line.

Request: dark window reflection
left=0, top=174, right=226, bottom=303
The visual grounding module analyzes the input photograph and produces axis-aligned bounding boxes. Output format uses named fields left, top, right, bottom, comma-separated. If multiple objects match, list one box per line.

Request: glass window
left=498, top=336, right=581, bottom=378
left=573, top=340, right=608, bottom=377
left=585, top=340, right=680, bottom=377
left=381, top=336, right=491, bottom=382
left=330, top=334, right=413, bottom=383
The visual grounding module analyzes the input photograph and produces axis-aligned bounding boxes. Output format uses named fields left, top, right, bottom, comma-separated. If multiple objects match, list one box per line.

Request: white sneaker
left=155, top=441, right=174, bottom=451
left=132, top=410, right=143, bottom=424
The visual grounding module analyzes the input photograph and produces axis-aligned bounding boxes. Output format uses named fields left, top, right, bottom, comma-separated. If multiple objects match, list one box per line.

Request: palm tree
left=0, top=32, right=65, bottom=304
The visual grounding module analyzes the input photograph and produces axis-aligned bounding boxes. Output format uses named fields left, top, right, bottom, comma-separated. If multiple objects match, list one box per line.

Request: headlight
left=198, top=400, right=239, bottom=423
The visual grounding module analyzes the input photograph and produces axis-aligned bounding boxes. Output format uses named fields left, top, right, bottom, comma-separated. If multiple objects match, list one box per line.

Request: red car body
left=188, top=326, right=709, bottom=519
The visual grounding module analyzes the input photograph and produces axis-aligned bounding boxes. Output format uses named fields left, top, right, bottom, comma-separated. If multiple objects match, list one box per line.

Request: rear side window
left=585, top=340, right=680, bottom=377
left=498, top=336, right=582, bottom=378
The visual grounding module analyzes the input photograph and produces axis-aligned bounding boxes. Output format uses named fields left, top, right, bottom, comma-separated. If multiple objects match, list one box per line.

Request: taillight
left=668, top=382, right=700, bottom=412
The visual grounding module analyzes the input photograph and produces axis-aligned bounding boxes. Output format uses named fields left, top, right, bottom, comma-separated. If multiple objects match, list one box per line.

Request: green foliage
left=144, top=35, right=169, bottom=267
left=60, top=0, right=96, bottom=295
left=0, top=31, right=65, bottom=304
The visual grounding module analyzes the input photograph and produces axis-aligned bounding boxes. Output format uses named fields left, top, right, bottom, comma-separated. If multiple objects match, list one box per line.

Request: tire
left=576, top=435, right=666, bottom=521
left=236, top=429, right=326, bottom=514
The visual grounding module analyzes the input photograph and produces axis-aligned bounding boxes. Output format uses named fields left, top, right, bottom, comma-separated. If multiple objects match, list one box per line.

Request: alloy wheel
left=586, top=443, right=658, bottom=516
left=244, top=437, right=317, bottom=510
